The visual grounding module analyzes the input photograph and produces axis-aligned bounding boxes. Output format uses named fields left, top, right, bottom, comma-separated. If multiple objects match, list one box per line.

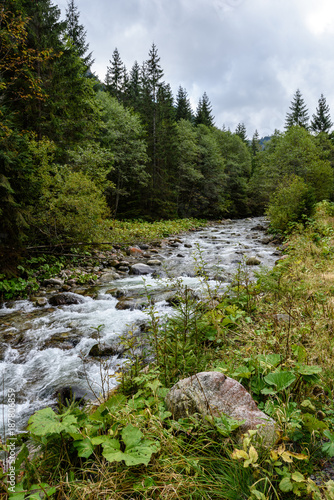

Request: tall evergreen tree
left=285, top=89, right=309, bottom=129
left=311, top=94, right=333, bottom=134
left=105, top=48, right=127, bottom=103
left=125, top=61, right=142, bottom=111
left=235, top=122, right=248, bottom=143
left=250, top=129, right=260, bottom=155
left=140, top=44, right=164, bottom=212
left=175, top=86, right=193, bottom=122
left=195, top=92, right=214, bottom=127
left=65, top=0, right=94, bottom=69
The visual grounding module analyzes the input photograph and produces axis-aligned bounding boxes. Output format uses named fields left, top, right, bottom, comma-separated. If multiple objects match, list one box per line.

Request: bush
left=32, top=169, right=110, bottom=244
left=266, top=175, right=316, bottom=233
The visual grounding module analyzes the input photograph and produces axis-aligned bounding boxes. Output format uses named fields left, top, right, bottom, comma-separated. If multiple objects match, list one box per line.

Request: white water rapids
left=0, top=218, right=279, bottom=438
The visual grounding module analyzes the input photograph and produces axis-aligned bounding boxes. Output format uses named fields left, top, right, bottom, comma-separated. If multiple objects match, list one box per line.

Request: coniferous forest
left=1, top=0, right=334, bottom=262
left=5, top=3, right=334, bottom=499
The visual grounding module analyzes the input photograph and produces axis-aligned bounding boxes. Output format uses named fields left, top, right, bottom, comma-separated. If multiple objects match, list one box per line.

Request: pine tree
left=125, top=61, right=142, bottom=111
left=250, top=129, right=260, bottom=155
left=140, top=44, right=164, bottom=210
left=105, top=48, right=127, bottom=102
left=235, top=122, right=248, bottom=143
left=285, top=89, right=309, bottom=129
left=175, top=86, right=193, bottom=122
left=195, top=92, right=214, bottom=127
left=65, top=0, right=94, bottom=68
left=311, top=94, right=333, bottom=134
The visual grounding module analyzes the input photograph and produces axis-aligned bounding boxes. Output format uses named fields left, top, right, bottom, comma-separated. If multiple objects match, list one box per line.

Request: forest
left=4, top=2, right=334, bottom=499
left=1, top=0, right=334, bottom=264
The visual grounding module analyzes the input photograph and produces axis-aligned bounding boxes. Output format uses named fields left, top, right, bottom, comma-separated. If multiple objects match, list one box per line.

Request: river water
left=0, top=217, right=279, bottom=437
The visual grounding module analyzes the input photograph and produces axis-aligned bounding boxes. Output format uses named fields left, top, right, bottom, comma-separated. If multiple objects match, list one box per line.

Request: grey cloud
left=57, top=0, right=334, bottom=136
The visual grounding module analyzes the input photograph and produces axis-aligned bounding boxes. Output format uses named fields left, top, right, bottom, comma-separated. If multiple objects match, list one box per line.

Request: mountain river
left=0, top=217, right=280, bottom=438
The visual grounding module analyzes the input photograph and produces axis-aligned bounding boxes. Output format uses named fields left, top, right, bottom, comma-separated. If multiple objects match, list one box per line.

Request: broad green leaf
left=26, top=483, right=56, bottom=499
left=302, top=413, right=328, bottom=433
left=322, top=430, right=334, bottom=457
left=73, top=438, right=95, bottom=458
left=91, top=435, right=111, bottom=445
left=292, top=471, right=305, bottom=483
left=261, top=387, right=277, bottom=395
left=296, top=364, right=322, bottom=376
left=122, top=424, right=143, bottom=448
left=89, top=394, right=127, bottom=422
left=257, top=353, right=281, bottom=368
left=263, top=371, right=296, bottom=392
left=279, top=476, right=293, bottom=492
left=101, top=438, right=123, bottom=463
left=232, top=365, right=254, bottom=379
left=7, top=485, right=25, bottom=500
left=102, top=425, right=160, bottom=466
left=27, top=407, right=78, bottom=436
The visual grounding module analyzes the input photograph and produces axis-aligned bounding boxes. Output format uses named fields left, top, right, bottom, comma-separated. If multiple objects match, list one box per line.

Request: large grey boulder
left=49, top=292, right=85, bottom=306
left=130, top=263, right=154, bottom=275
left=165, top=372, right=276, bottom=444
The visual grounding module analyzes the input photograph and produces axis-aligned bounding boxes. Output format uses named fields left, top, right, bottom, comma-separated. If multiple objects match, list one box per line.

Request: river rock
left=116, top=298, right=147, bottom=310
left=147, top=259, right=162, bottom=266
left=184, top=243, right=192, bottom=248
left=89, top=343, right=116, bottom=357
left=251, top=224, right=267, bottom=231
left=246, top=257, right=261, bottom=265
left=130, top=263, right=154, bottom=275
left=43, top=278, right=64, bottom=287
left=49, top=293, right=85, bottom=306
left=165, top=372, right=276, bottom=444
left=261, top=236, right=274, bottom=244
left=34, top=297, right=48, bottom=307
left=97, top=271, right=121, bottom=282
left=127, top=246, right=144, bottom=256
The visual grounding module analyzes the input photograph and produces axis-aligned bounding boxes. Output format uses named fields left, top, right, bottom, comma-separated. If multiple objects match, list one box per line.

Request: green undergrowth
left=4, top=203, right=334, bottom=498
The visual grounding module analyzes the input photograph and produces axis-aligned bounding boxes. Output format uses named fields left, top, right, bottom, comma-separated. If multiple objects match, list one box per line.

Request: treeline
left=1, top=0, right=334, bottom=252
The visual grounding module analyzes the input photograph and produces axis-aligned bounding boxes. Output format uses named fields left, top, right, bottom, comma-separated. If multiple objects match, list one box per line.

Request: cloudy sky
left=56, top=0, right=334, bottom=138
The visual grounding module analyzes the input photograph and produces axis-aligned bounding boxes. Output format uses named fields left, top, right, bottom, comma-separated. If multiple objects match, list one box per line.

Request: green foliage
left=249, top=126, right=333, bottom=217
left=266, top=175, right=316, bottom=233
left=101, top=424, right=160, bottom=466
left=32, top=168, right=110, bottom=244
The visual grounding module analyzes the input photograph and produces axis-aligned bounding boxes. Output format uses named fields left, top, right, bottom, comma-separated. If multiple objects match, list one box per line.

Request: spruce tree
left=125, top=61, right=142, bottom=111
left=140, top=43, right=164, bottom=211
left=65, top=0, right=94, bottom=69
left=251, top=129, right=260, bottom=155
left=285, top=89, right=309, bottom=129
left=195, top=92, right=214, bottom=127
left=175, top=86, right=193, bottom=122
left=235, top=122, right=248, bottom=143
left=105, top=48, right=127, bottom=103
left=311, top=94, right=333, bottom=134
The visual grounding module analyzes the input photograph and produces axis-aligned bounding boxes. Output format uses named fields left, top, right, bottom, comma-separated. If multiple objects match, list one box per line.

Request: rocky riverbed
left=0, top=217, right=281, bottom=437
